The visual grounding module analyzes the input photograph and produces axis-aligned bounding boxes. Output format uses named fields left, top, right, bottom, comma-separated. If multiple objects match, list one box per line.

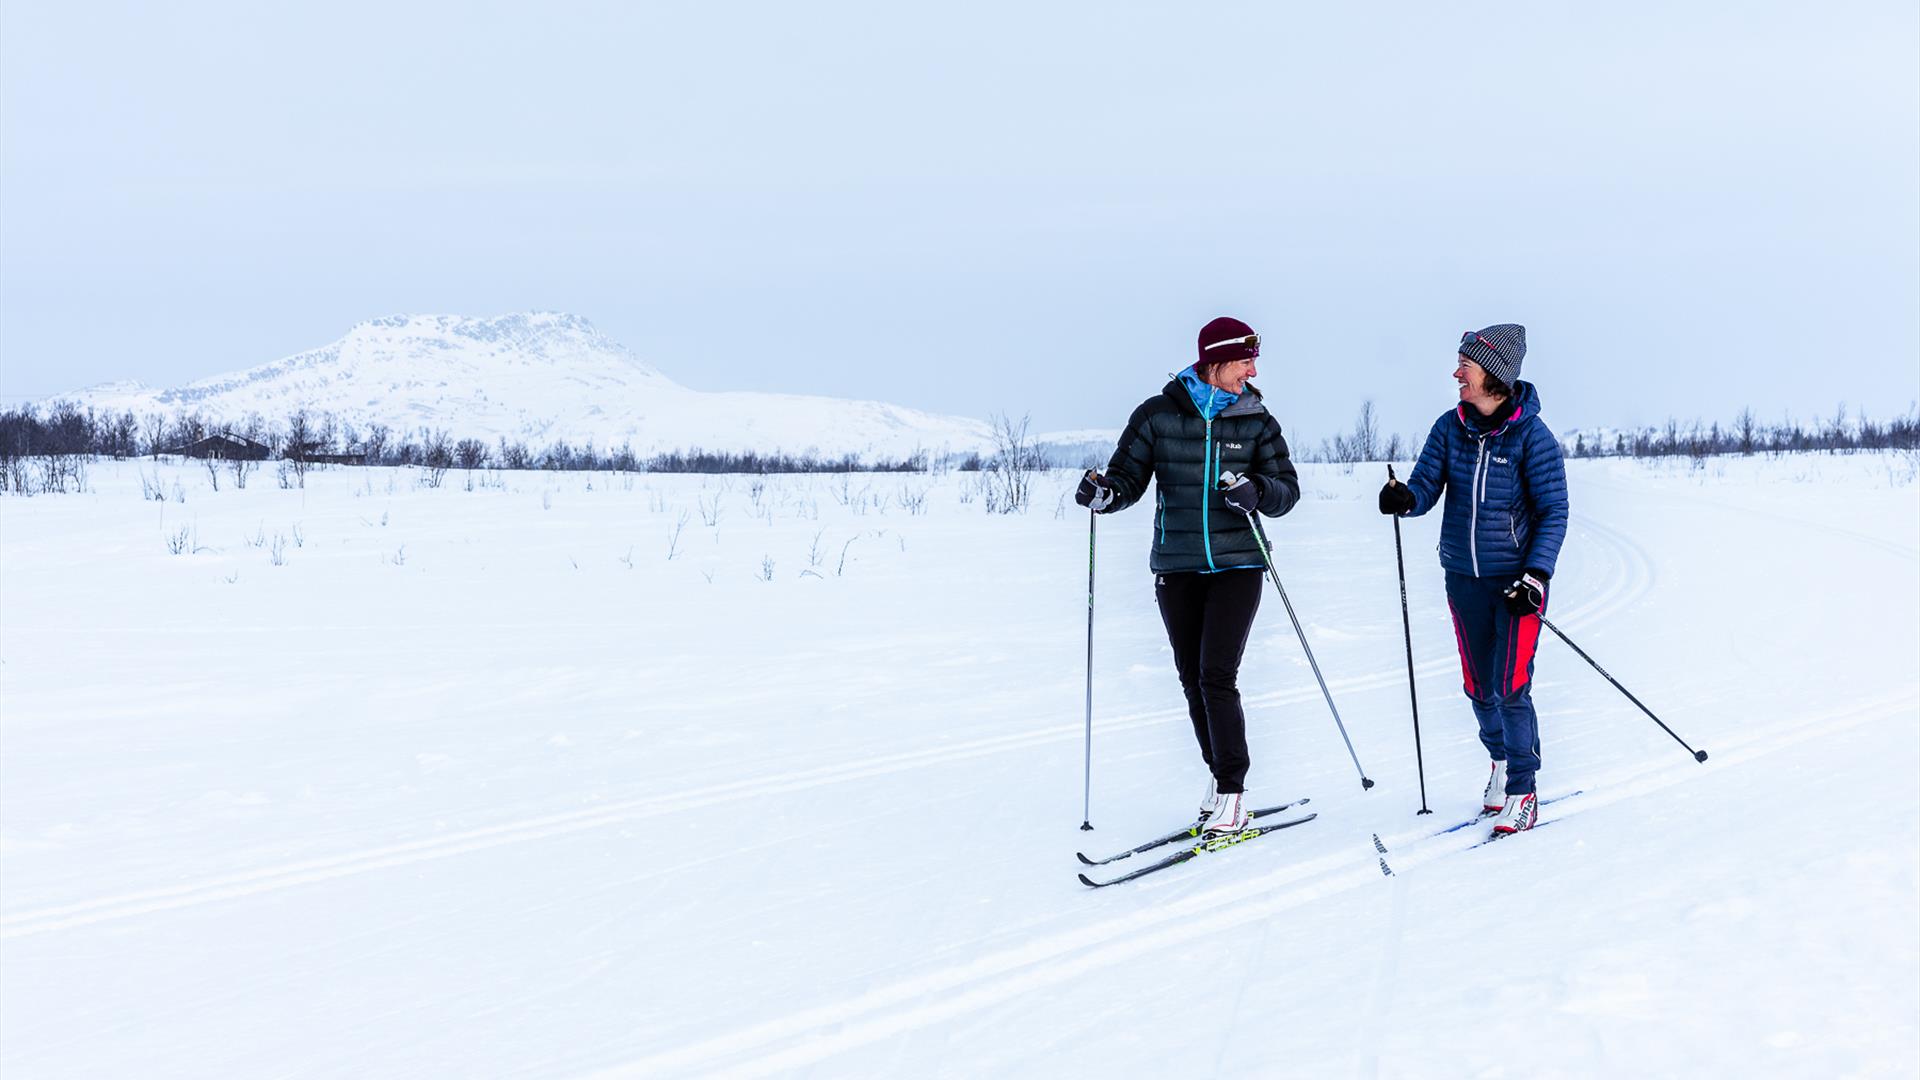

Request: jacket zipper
left=1470, top=437, right=1490, bottom=576
left=1157, top=491, right=1166, bottom=545
left=1202, top=415, right=1217, bottom=571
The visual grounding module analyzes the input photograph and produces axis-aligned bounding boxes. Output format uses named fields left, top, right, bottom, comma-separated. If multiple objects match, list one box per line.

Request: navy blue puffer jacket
left=1400, top=381, right=1569, bottom=579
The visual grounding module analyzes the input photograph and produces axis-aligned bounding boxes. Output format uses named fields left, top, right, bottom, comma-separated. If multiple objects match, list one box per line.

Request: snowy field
left=3, top=452, right=1917, bottom=1079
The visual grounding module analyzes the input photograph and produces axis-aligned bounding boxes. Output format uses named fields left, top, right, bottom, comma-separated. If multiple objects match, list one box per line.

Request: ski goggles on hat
left=1460, top=330, right=1503, bottom=362
left=1202, top=333, right=1260, bottom=355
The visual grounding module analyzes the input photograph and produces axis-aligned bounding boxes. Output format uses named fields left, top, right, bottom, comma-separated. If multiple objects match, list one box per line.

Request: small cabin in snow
left=165, top=432, right=273, bottom=460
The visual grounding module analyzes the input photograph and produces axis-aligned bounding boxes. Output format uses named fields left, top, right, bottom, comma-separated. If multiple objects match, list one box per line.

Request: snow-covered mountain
left=46, top=312, right=996, bottom=460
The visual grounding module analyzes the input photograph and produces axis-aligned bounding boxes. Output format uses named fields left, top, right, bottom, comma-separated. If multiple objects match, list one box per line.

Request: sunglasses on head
left=1460, top=330, right=1501, bottom=362
left=1203, top=333, right=1260, bottom=355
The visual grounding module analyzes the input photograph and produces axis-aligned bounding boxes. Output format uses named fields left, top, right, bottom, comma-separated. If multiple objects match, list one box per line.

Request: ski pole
left=1386, top=465, right=1431, bottom=814
left=1223, top=474, right=1375, bottom=790
left=1082, top=506, right=1097, bottom=830
left=1538, top=614, right=1710, bottom=763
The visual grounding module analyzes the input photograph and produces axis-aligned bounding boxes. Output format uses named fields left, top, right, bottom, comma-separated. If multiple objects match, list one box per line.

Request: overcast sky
left=2, top=1, right=1915, bottom=445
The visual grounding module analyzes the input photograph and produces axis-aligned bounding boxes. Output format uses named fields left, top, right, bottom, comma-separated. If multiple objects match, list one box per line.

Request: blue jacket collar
left=1455, top=380, right=1541, bottom=438
left=1177, top=365, right=1238, bottom=420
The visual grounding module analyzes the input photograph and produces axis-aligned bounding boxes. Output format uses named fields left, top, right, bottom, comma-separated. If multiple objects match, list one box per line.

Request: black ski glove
left=1378, top=481, right=1415, bottom=516
left=1503, top=570, right=1549, bottom=616
left=1074, top=470, right=1115, bottom=512
left=1220, top=472, right=1262, bottom=513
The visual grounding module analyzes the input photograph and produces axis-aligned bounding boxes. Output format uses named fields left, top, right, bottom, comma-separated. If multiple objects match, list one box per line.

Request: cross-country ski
left=1078, top=811, right=1320, bottom=888
left=1075, top=798, right=1310, bottom=867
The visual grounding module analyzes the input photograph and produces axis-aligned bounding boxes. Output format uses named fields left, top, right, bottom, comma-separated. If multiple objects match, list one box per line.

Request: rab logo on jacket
left=1223, top=442, right=1244, bottom=449
left=1492, top=456, right=1510, bottom=464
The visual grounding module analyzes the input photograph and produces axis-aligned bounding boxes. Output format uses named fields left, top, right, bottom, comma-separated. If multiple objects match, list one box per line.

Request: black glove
left=1378, top=481, right=1415, bottom=516
left=1503, top=570, right=1548, bottom=616
left=1074, top=470, right=1115, bottom=511
left=1220, top=472, right=1261, bottom=513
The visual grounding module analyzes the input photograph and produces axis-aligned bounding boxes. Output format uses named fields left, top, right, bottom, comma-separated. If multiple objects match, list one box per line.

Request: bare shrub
left=143, top=413, right=167, bottom=458
left=2, top=454, right=30, bottom=495
left=1318, top=400, right=1383, bottom=463
left=496, top=438, right=532, bottom=470
left=981, top=412, right=1044, bottom=514
left=423, top=429, right=453, bottom=488
left=667, top=510, right=690, bottom=559
left=284, top=409, right=313, bottom=488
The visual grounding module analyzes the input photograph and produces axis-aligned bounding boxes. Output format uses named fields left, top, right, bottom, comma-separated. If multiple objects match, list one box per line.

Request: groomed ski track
left=3, top=457, right=1914, bottom=1078
left=0, top=515, right=1657, bottom=941
left=580, top=691, right=1917, bottom=1079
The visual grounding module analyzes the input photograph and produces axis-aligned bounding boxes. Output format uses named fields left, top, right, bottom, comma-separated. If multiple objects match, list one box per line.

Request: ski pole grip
left=1217, top=470, right=1240, bottom=490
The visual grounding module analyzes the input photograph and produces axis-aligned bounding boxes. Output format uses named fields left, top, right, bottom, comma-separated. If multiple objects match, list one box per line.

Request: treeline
left=644, top=449, right=932, bottom=473
left=1563, top=406, right=1920, bottom=459
left=1302, top=400, right=1920, bottom=464
left=6, top=400, right=1914, bottom=489
left=0, top=402, right=947, bottom=475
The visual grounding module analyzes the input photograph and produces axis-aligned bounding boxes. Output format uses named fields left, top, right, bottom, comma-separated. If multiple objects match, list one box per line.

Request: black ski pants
left=1155, top=568, right=1263, bottom=794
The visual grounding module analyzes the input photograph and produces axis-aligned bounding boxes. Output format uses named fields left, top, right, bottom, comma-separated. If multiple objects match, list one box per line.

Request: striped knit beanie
left=1198, top=316, right=1260, bottom=364
left=1458, top=324, right=1526, bottom=386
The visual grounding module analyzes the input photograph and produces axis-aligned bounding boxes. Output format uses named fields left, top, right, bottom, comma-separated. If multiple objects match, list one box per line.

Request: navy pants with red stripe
left=1445, top=571, right=1545, bottom=796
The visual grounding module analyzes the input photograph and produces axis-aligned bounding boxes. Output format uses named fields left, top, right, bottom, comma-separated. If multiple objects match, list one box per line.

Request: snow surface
left=2, top=452, right=1916, bottom=1078
left=43, top=312, right=999, bottom=461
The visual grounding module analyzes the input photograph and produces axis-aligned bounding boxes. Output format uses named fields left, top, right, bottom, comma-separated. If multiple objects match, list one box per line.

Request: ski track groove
left=0, top=512, right=1655, bottom=939
left=579, top=687, right=1917, bottom=1079
left=1578, top=472, right=1920, bottom=562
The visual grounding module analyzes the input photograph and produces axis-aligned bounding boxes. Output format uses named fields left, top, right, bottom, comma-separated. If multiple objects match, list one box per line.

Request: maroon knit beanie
left=1197, top=316, right=1260, bottom=365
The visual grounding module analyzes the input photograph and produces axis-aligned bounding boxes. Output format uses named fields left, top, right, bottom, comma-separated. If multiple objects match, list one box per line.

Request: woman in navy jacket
left=1379, top=324, right=1568, bottom=835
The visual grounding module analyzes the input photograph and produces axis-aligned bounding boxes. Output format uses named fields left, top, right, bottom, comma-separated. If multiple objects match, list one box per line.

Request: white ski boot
left=1491, top=792, right=1538, bottom=835
left=1203, top=791, right=1249, bottom=834
left=1199, top=778, right=1221, bottom=821
left=1483, top=760, right=1509, bottom=813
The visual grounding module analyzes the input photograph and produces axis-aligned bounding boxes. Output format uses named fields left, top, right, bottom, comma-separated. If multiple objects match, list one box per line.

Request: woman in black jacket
left=1074, top=316, right=1300, bottom=834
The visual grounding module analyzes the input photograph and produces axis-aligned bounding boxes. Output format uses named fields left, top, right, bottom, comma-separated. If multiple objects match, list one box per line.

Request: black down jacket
left=1101, top=377, right=1301, bottom=574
